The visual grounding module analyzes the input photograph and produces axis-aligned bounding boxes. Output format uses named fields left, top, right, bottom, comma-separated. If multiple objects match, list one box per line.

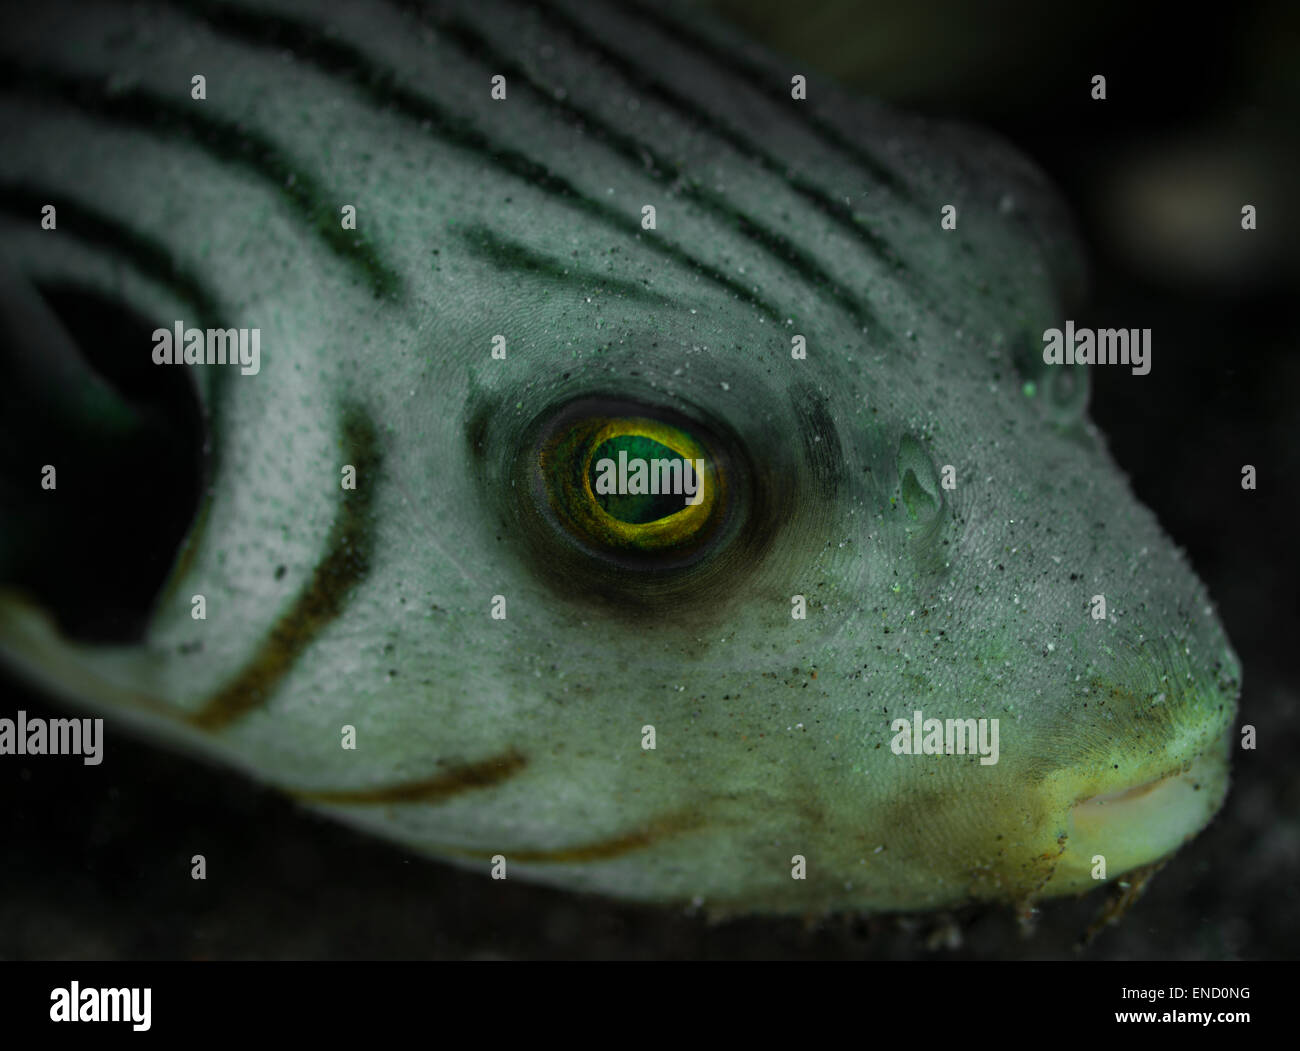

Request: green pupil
left=588, top=434, right=693, bottom=524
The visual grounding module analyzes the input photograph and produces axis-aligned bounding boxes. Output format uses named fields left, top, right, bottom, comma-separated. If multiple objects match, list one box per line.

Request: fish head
left=442, top=119, right=1240, bottom=912
left=0, top=0, right=1240, bottom=917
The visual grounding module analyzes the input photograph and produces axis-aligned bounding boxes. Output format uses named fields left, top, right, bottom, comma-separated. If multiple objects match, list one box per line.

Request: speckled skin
left=0, top=0, right=1239, bottom=915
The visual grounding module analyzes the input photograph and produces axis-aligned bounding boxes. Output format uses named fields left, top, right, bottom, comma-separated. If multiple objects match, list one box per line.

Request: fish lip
left=1059, top=733, right=1232, bottom=883
left=1069, top=687, right=1238, bottom=810
left=1071, top=746, right=1214, bottom=812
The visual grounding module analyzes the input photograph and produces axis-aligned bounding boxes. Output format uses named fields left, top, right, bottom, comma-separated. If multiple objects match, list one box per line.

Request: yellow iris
left=538, top=414, right=725, bottom=556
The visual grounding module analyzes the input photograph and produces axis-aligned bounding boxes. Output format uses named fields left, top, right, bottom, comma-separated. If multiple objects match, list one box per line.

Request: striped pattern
left=0, top=0, right=1016, bottom=854
left=0, top=0, right=1217, bottom=922
left=190, top=406, right=378, bottom=731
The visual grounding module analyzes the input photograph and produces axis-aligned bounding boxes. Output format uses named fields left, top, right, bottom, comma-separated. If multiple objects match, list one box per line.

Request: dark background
left=1, top=0, right=1296, bottom=959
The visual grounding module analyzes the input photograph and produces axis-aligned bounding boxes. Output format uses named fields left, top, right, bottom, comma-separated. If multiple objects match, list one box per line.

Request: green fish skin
left=0, top=0, right=1239, bottom=917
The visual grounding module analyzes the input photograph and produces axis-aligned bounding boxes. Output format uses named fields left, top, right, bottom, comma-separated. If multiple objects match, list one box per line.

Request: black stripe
left=619, top=0, right=918, bottom=205
left=0, top=66, right=404, bottom=299
left=0, top=183, right=237, bottom=440
left=435, top=808, right=702, bottom=863
left=520, top=0, right=909, bottom=269
left=457, top=223, right=673, bottom=305
left=166, top=0, right=785, bottom=322
left=0, top=185, right=223, bottom=327
left=190, top=405, right=378, bottom=732
left=420, top=5, right=882, bottom=331
left=292, top=750, right=527, bottom=805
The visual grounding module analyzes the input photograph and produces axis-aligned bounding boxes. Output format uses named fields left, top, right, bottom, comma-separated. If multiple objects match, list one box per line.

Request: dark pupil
left=588, top=434, right=694, bottom=524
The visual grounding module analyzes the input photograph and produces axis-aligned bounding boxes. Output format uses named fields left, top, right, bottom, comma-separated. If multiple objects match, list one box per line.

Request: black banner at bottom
left=0, top=961, right=1282, bottom=1039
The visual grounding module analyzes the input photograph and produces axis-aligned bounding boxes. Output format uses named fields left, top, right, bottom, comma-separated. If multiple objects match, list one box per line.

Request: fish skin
left=0, top=0, right=1239, bottom=915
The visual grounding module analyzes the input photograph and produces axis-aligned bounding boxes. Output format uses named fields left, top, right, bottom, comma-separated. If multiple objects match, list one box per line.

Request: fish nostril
left=1044, top=361, right=1090, bottom=421
left=895, top=434, right=943, bottom=523
left=1010, top=327, right=1091, bottom=427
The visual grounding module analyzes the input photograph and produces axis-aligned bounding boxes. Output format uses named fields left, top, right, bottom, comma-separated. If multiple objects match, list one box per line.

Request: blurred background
left=1, top=0, right=1297, bottom=959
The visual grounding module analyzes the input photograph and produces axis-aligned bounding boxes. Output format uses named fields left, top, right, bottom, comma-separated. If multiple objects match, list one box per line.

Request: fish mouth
left=1056, top=733, right=1231, bottom=887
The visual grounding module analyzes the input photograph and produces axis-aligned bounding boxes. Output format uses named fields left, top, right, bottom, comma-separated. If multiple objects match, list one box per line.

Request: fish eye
left=524, top=398, right=739, bottom=571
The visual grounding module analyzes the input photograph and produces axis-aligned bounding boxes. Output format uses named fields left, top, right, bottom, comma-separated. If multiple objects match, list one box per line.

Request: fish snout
left=1038, top=649, right=1240, bottom=893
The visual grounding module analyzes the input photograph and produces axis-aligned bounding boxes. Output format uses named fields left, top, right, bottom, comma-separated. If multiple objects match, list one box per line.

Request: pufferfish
left=0, top=0, right=1241, bottom=921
